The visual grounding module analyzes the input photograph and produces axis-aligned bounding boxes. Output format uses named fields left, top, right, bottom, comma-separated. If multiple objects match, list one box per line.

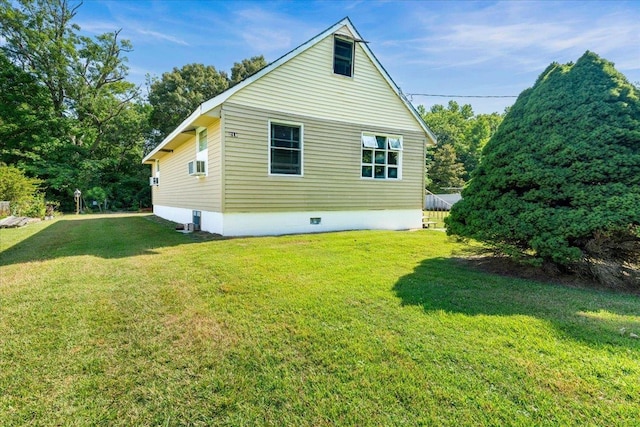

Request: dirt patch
left=455, top=255, right=640, bottom=295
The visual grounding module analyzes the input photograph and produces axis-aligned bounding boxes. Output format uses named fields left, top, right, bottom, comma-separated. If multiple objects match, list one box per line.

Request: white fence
left=424, top=193, right=461, bottom=211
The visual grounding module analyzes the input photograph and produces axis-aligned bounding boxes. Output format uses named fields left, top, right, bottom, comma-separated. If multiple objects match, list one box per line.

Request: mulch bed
left=456, top=254, right=640, bottom=295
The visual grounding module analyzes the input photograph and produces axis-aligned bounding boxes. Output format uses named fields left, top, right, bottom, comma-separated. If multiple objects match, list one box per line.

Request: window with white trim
left=194, top=127, right=208, bottom=176
left=361, top=133, right=402, bottom=179
left=270, top=122, right=302, bottom=175
left=198, top=128, right=208, bottom=152
left=333, top=36, right=354, bottom=77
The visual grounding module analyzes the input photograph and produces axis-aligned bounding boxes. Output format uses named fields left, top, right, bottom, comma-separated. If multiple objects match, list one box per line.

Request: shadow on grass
left=0, top=214, right=206, bottom=266
left=394, top=257, right=640, bottom=348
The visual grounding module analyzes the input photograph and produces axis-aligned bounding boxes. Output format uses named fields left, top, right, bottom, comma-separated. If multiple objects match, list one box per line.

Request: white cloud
left=400, top=1, right=640, bottom=73
left=231, top=6, right=320, bottom=54
left=136, top=29, right=189, bottom=46
left=76, top=19, right=122, bottom=34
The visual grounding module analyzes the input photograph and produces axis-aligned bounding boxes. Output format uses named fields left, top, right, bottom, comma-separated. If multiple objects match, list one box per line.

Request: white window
left=269, top=121, right=303, bottom=176
left=193, top=127, right=208, bottom=176
left=198, top=128, right=208, bottom=152
left=361, top=133, right=402, bottom=180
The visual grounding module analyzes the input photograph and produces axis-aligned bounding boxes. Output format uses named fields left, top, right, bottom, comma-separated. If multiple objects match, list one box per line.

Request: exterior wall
left=152, top=119, right=222, bottom=212
left=227, top=26, right=423, bottom=133
left=223, top=209, right=421, bottom=236
left=154, top=205, right=421, bottom=236
left=153, top=205, right=223, bottom=235
left=222, top=103, right=426, bottom=213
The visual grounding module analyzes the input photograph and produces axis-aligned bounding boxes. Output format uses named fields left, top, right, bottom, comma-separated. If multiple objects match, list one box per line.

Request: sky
left=76, top=0, right=640, bottom=115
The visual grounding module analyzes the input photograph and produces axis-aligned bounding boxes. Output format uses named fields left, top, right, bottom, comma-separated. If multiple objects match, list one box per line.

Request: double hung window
left=361, top=133, right=402, bottom=179
left=198, top=129, right=208, bottom=152
left=190, top=127, right=208, bottom=176
left=333, top=36, right=354, bottom=77
left=270, top=122, right=302, bottom=175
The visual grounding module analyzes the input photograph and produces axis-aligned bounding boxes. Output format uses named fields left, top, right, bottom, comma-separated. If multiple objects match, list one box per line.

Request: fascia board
left=142, top=106, right=202, bottom=163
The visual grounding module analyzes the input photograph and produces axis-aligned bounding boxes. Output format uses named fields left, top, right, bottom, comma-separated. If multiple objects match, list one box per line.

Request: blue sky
left=77, top=0, right=640, bottom=114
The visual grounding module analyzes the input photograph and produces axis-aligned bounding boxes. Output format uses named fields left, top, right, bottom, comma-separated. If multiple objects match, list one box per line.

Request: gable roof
left=143, top=17, right=435, bottom=164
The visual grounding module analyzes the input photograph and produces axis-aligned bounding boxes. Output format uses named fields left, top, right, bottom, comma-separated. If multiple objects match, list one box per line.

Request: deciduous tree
left=147, top=63, right=229, bottom=144
left=419, top=101, right=503, bottom=192
left=230, top=55, right=267, bottom=86
left=0, top=0, right=148, bottom=210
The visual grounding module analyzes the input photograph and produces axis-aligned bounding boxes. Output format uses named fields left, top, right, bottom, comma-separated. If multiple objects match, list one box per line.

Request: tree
left=147, top=63, right=229, bottom=144
left=419, top=101, right=503, bottom=192
left=0, top=164, right=45, bottom=217
left=230, top=55, right=267, bottom=86
left=0, top=0, right=148, bottom=210
left=446, top=52, right=640, bottom=287
left=0, top=51, right=62, bottom=169
left=0, top=0, right=79, bottom=114
left=428, top=144, right=466, bottom=193
left=147, top=56, right=268, bottom=145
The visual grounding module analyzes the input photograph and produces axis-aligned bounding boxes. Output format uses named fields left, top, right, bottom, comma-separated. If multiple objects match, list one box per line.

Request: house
left=142, top=17, right=436, bottom=236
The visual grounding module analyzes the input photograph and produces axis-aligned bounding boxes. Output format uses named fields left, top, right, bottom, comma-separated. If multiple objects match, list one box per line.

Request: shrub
left=0, top=164, right=46, bottom=218
left=446, top=52, right=640, bottom=288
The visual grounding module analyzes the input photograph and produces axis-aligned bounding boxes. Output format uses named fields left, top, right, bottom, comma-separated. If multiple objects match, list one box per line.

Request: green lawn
left=1, top=214, right=639, bottom=426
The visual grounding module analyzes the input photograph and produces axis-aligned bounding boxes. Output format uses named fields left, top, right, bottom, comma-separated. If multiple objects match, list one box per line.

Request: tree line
left=0, top=0, right=266, bottom=213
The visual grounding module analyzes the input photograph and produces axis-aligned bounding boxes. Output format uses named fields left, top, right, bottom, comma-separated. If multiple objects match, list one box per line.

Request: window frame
left=333, top=36, right=354, bottom=78
left=360, top=132, right=403, bottom=181
left=268, top=120, right=304, bottom=177
left=197, top=128, right=208, bottom=152
left=193, top=127, right=208, bottom=176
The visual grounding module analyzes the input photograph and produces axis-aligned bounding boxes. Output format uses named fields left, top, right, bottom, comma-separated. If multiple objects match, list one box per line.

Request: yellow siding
left=153, top=119, right=222, bottom=211
left=227, top=27, right=423, bottom=133
left=222, top=103, right=425, bottom=213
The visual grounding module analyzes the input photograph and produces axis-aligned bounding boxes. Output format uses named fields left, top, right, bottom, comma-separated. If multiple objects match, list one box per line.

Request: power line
left=406, top=93, right=518, bottom=101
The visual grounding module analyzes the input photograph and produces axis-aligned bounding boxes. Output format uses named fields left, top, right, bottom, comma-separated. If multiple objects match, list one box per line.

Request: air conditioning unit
left=188, top=160, right=206, bottom=176
left=149, top=177, right=159, bottom=186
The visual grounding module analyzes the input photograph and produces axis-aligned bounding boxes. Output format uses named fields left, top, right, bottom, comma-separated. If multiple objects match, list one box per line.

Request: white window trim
left=195, top=127, right=208, bottom=176
left=268, top=120, right=304, bottom=177
left=361, top=132, right=403, bottom=180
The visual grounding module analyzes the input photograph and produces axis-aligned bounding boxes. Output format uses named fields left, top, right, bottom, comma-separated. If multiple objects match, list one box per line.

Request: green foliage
left=147, top=56, right=268, bottom=145
left=147, top=63, right=229, bottom=144
left=230, top=55, right=267, bottom=86
left=447, top=52, right=640, bottom=286
left=0, top=164, right=45, bottom=217
left=420, top=101, right=503, bottom=192
left=0, top=51, right=62, bottom=169
left=428, top=144, right=465, bottom=192
left=0, top=0, right=149, bottom=211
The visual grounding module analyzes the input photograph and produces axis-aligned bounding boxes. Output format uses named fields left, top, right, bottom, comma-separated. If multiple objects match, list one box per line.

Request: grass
left=1, top=213, right=639, bottom=426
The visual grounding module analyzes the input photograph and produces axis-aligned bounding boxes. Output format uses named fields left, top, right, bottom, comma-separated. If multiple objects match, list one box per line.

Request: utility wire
left=406, top=93, right=518, bottom=101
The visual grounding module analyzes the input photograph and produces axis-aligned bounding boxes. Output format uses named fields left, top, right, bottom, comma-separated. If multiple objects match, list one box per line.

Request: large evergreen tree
left=447, top=52, right=640, bottom=287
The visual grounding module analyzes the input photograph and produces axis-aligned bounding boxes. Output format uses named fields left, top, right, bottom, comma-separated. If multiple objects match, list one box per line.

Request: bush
left=446, top=52, right=640, bottom=288
left=0, top=164, right=46, bottom=218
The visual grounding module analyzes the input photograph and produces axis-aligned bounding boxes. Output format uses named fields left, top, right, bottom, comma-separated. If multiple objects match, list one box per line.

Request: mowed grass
left=1, top=214, right=639, bottom=426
